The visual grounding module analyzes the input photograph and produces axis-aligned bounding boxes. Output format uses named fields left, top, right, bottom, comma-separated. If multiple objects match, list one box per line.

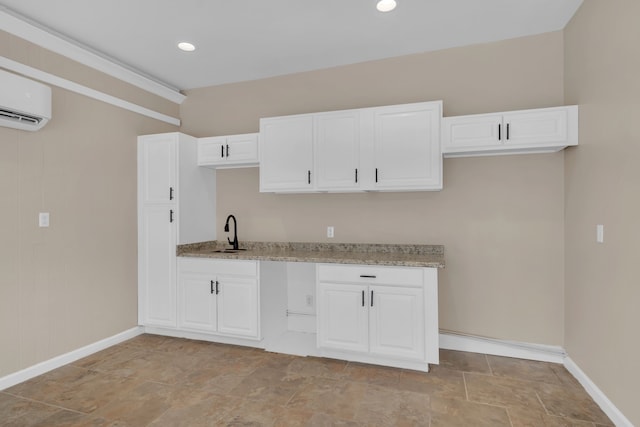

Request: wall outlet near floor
left=327, top=226, right=334, bottom=238
left=39, top=212, right=50, bottom=228
left=305, top=294, right=314, bottom=307
left=596, top=224, right=604, bottom=243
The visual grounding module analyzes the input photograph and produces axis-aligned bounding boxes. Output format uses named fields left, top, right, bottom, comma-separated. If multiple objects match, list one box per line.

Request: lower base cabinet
left=177, top=258, right=260, bottom=340
left=317, top=263, right=438, bottom=371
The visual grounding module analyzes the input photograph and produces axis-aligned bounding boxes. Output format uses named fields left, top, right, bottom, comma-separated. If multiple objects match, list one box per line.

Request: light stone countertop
left=177, top=241, right=445, bottom=268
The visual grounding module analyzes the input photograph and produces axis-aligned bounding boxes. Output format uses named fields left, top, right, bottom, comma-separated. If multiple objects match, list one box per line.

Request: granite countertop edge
left=177, top=240, right=445, bottom=268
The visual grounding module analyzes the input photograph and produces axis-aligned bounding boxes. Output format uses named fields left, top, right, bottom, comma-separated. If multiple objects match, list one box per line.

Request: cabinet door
left=259, top=115, right=314, bottom=192
left=139, top=205, right=176, bottom=327
left=369, top=285, right=425, bottom=361
left=197, top=136, right=225, bottom=165
left=139, top=135, right=176, bottom=204
left=315, top=111, right=361, bottom=191
left=198, top=134, right=259, bottom=167
left=373, top=102, right=442, bottom=190
left=178, top=271, right=217, bottom=333
left=317, top=283, right=368, bottom=353
left=225, top=133, right=259, bottom=165
left=217, top=276, right=259, bottom=338
left=503, top=109, right=569, bottom=146
left=442, top=114, right=503, bottom=153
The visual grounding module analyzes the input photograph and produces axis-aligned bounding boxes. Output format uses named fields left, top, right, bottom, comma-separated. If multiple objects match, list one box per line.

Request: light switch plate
left=39, top=212, right=50, bottom=227
left=327, top=226, right=334, bottom=238
left=596, top=224, right=604, bottom=243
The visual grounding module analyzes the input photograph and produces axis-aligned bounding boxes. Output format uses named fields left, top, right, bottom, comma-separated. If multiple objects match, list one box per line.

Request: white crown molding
left=0, top=327, right=143, bottom=391
left=0, top=9, right=186, bottom=105
left=1, top=56, right=181, bottom=126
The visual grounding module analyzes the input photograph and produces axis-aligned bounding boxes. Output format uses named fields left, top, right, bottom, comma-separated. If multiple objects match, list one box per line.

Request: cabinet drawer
left=178, top=257, right=258, bottom=277
left=317, top=264, right=423, bottom=287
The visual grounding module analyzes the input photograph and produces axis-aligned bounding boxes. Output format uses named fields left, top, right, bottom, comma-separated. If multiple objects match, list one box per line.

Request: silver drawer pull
left=359, top=275, right=376, bottom=279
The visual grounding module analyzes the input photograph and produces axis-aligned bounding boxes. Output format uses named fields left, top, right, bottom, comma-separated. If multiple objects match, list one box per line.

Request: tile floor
left=0, top=334, right=613, bottom=426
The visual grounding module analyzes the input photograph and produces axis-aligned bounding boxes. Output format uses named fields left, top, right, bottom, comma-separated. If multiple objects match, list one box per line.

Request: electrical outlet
left=305, top=295, right=314, bottom=307
left=327, top=226, right=334, bottom=238
left=596, top=224, right=604, bottom=243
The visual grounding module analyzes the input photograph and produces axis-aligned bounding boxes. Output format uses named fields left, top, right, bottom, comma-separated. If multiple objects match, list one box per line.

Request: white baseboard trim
left=564, top=357, right=633, bottom=427
left=0, top=326, right=143, bottom=391
left=439, top=331, right=567, bottom=363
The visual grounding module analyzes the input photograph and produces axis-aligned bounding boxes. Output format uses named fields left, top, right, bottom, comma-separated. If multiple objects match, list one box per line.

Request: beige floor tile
left=305, top=412, right=366, bottom=426
left=0, top=392, right=63, bottom=425
left=396, top=365, right=466, bottom=399
left=464, top=371, right=545, bottom=410
left=120, top=334, right=170, bottom=350
left=537, top=381, right=614, bottom=426
left=227, top=363, right=307, bottom=405
left=92, top=381, right=177, bottom=426
left=439, top=349, right=492, bottom=374
left=177, top=367, right=248, bottom=394
left=284, top=356, right=348, bottom=381
left=272, top=407, right=317, bottom=426
left=342, top=362, right=402, bottom=387
left=430, top=396, right=512, bottom=427
left=31, top=410, right=124, bottom=427
left=148, top=393, right=242, bottom=426
left=105, top=349, right=200, bottom=385
left=0, top=336, right=615, bottom=427
left=487, top=354, right=564, bottom=385
left=47, top=373, right=145, bottom=414
left=72, top=345, right=146, bottom=372
left=353, top=383, right=430, bottom=426
left=509, top=406, right=598, bottom=427
left=218, top=399, right=291, bottom=425
left=287, top=378, right=368, bottom=420
left=5, top=366, right=108, bottom=408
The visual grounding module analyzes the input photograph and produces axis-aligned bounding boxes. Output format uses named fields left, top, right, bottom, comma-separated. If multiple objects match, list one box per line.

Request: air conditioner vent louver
left=0, top=109, right=43, bottom=125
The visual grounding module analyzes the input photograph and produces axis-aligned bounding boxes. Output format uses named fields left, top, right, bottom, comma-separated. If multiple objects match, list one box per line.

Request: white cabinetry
left=317, top=264, right=438, bottom=371
left=198, top=133, right=259, bottom=168
left=177, top=258, right=260, bottom=339
left=259, top=101, right=442, bottom=193
left=373, top=102, right=442, bottom=190
left=137, top=133, right=216, bottom=328
left=442, top=105, right=578, bottom=157
left=317, top=282, right=369, bottom=353
left=315, top=111, right=362, bottom=191
left=260, top=116, right=314, bottom=192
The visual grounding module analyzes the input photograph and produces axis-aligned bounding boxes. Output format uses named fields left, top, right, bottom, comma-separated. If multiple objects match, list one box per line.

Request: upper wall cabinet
left=442, top=105, right=578, bottom=157
left=372, top=102, right=442, bottom=191
left=259, top=101, right=443, bottom=193
left=198, top=133, right=259, bottom=169
left=260, top=115, right=314, bottom=192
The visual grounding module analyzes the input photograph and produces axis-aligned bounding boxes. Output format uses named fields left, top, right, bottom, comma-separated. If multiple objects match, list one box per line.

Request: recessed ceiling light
left=376, top=0, right=397, bottom=12
left=178, top=42, right=195, bottom=52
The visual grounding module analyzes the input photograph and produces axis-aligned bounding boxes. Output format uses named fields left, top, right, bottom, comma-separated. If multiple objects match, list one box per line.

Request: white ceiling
left=0, top=0, right=583, bottom=92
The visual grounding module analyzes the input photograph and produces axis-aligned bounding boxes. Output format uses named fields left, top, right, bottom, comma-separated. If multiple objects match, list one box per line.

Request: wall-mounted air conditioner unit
left=0, top=68, right=52, bottom=131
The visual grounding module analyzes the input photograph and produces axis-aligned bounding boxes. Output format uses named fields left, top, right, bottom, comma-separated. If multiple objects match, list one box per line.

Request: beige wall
left=564, top=1, right=640, bottom=424
left=0, top=35, right=176, bottom=377
left=181, top=32, right=567, bottom=345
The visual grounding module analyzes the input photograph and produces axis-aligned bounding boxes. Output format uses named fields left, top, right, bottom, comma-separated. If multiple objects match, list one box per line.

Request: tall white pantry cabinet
left=137, top=133, right=217, bottom=328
